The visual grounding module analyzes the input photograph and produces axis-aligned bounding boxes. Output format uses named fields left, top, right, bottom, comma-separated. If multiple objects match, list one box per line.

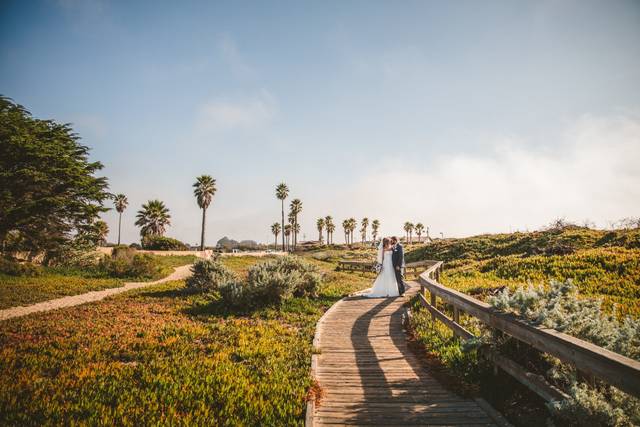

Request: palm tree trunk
left=200, top=208, right=206, bottom=251
left=281, top=200, right=285, bottom=252
left=274, top=233, right=277, bottom=250
left=117, top=212, right=122, bottom=245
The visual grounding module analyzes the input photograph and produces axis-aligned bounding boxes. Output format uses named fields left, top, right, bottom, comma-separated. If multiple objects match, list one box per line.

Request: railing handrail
left=416, top=263, right=640, bottom=398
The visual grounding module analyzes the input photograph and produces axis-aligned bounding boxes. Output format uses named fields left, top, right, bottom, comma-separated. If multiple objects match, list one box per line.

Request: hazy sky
left=2, top=0, right=640, bottom=245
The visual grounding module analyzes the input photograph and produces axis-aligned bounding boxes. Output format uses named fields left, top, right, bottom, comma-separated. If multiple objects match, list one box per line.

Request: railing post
left=453, top=307, right=460, bottom=324
left=430, top=291, right=436, bottom=321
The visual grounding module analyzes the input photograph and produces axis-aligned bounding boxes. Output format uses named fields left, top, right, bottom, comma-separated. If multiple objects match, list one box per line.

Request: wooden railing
left=337, top=259, right=432, bottom=279
left=415, top=262, right=640, bottom=401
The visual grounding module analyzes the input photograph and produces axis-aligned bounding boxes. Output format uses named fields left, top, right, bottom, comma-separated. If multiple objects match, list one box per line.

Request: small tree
left=193, top=175, right=217, bottom=251
left=289, top=198, right=302, bottom=249
left=113, top=194, right=128, bottom=245
left=361, top=217, right=369, bottom=243
left=316, top=218, right=325, bottom=243
left=284, top=224, right=292, bottom=251
left=342, top=219, right=350, bottom=244
left=271, top=222, right=281, bottom=250
left=371, top=219, right=380, bottom=243
left=324, top=216, right=334, bottom=244
left=276, top=183, right=289, bottom=251
left=403, top=222, right=414, bottom=244
left=135, top=200, right=171, bottom=238
left=415, top=223, right=424, bottom=243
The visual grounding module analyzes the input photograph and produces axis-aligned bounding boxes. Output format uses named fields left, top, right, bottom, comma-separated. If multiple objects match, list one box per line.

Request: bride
left=365, top=237, right=399, bottom=298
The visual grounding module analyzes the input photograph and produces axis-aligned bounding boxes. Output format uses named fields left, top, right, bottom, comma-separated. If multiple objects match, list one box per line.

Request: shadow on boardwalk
left=313, top=284, right=498, bottom=426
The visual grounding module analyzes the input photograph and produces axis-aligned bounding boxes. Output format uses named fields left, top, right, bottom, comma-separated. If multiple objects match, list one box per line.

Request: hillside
left=406, top=226, right=640, bottom=317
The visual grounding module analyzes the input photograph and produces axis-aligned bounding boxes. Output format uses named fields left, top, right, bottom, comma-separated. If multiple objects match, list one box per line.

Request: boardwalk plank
left=311, top=282, right=498, bottom=426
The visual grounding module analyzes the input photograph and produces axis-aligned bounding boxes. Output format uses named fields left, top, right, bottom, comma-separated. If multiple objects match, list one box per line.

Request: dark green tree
left=0, top=96, right=110, bottom=261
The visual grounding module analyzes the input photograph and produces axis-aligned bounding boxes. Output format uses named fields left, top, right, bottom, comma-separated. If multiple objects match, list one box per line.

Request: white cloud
left=196, top=90, right=277, bottom=131
left=328, top=113, right=640, bottom=238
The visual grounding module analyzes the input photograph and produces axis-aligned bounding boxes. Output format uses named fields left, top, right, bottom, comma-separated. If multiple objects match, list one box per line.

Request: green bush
left=98, top=253, right=160, bottom=279
left=0, top=257, right=42, bottom=276
left=489, top=281, right=640, bottom=425
left=141, top=235, right=187, bottom=251
left=186, top=259, right=238, bottom=292
left=220, top=256, right=322, bottom=308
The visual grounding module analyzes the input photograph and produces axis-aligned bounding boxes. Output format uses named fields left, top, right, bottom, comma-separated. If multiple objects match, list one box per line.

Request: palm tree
left=342, top=219, right=350, bottom=244
left=316, top=218, right=325, bottom=243
left=348, top=218, right=357, bottom=244
left=276, top=183, right=289, bottom=251
left=371, top=219, right=380, bottom=243
left=289, top=198, right=302, bottom=249
left=271, top=223, right=281, bottom=250
left=135, top=200, right=171, bottom=237
left=193, top=175, right=217, bottom=251
left=94, top=220, right=109, bottom=246
left=415, top=223, right=424, bottom=243
left=324, top=216, right=334, bottom=244
left=113, top=194, right=128, bottom=245
left=361, top=217, right=369, bottom=243
left=403, top=222, right=415, bottom=244
left=284, top=224, right=292, bottom=251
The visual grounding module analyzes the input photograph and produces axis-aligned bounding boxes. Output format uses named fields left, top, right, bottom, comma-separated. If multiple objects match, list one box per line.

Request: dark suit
left=392, top=243, right=406, bottom=295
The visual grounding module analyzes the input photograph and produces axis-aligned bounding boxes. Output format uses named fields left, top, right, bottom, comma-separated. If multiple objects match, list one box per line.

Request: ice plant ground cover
left=0, top=255, right=370, bottom=426
left=406, top=227, right=640, bottom=425
left=0, top=255, right=197, bottom=309
left=407, top=226, right=640, bottom=317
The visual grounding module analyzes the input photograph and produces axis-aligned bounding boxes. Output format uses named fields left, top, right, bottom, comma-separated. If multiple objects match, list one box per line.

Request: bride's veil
left=376, top=239, right=384, bottom=264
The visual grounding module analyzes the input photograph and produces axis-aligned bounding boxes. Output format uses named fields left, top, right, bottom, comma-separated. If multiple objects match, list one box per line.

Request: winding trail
left=309, top=281, right=501, bottom=426
left=0, top=264, right=193, bottom=321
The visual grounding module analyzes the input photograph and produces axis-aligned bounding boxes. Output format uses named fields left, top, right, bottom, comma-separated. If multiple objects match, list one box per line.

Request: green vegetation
left=406, top=226, right=640, bottom=425
left=141, top=235, right=188, bottom=251
left=0, top=255, right=370, bottom=425
left=113, top=194, right=129, bottom=246
left=0, top=253, right=195, bottom=309
left=0, top=96, right=110, bottom=263
left=407, top=226, right=640, bottom=317
left=193, top=175, right=217, bottom=251
left=135, top=199, right=171, bottom=238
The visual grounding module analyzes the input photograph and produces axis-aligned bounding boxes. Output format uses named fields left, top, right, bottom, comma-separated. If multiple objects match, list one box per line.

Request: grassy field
left=0, top=255, right=197, bottom=310
left=407, top=227, right=640, bottom=317
left=0, top=255, right=370, bottom=426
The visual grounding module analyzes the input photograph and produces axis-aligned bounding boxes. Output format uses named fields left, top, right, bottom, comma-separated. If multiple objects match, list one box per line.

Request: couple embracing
left=366, top=236, right=405, bottom=298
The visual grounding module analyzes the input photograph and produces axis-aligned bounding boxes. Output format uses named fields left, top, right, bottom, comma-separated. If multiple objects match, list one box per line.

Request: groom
left=390, top=236, right=406, bottom=295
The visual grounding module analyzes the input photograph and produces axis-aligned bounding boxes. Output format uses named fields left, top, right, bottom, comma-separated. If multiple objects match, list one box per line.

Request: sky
left=2, top=0, right=640, bottom=245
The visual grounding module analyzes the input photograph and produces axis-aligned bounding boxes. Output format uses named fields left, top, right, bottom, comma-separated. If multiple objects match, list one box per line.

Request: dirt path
left=0, top=264, right=193, bottom=322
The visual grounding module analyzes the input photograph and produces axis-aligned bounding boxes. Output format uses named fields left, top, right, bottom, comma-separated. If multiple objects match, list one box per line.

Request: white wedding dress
left=365, top=248, right=399, bottom=298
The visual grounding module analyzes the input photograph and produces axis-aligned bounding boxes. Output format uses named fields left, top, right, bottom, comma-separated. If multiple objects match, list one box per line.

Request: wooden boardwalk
left=310, top=282, right=499, bottom=426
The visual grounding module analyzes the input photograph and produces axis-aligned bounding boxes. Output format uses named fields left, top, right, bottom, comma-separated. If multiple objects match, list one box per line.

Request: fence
left=414, top=261, right=640, bottom=400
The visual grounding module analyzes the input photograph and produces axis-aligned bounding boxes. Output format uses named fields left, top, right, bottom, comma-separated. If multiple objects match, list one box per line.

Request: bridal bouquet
left=372, top=262, right=382, bottom=274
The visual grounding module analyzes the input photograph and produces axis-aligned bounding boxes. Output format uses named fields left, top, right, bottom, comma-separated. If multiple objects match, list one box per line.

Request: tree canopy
left=0, top=96, right=110, bottom=259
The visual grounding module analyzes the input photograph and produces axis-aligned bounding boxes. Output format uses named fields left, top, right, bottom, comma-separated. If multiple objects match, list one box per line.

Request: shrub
left=111, top=245, right=137, bottom=262
left=141, top=235, right=187, bottom=251
left=0, top=257, right=42, bottom=276
left=248, top=256, right=321, bottom=298
left=98, top=253, right=160, bottom=279
left=129, top=243, right=142, bottom=249
left=489, top=280, right=640, bottom=425
left=186, top=259, right=238, bottom=292
left=220, top=256, right=322, bottom=309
